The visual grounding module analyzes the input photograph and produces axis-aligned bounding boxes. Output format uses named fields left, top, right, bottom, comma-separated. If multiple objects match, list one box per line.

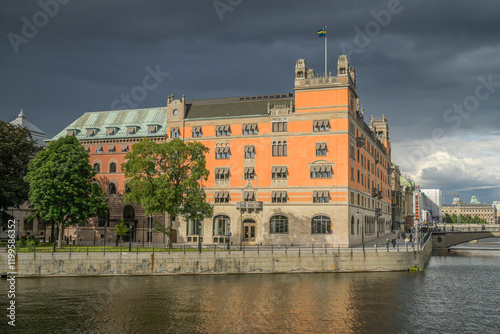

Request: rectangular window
left=313, top=190, right=330, bottom=203
left=216, top=125, right=231, bottom=136
left=310, top=165, right=333, bottom=179
left=243, top=191, right=255, bottom=202
left=272, top=166, right=288, bottom=180
left=242, top=123, right=258, bottom=135
left=244, top=145, right=255, bottom=158
left=187, top=219, right=203, bottom=235
left=96, top=145, right=103, bottom=153
left=191, top=126, right=202, bottom=137
left=244, top=167, right=255, bottom=180
left=313, top=120, right=330, bottom=132
left=214, top=191, right=230, bottom=203
left=315, top=143, right=327, bottom=156
left=170, top=127, right=180, bottom=138
left=272, top=120, right=288, bottom=132
left=215, top=146, right=230, bottom=159
left=108, top=145, right=116, bottom=153
left=215, top=167, right=230, bottom=180
left=271, top=191, right=288, bottom=203
left=121, top=145, right=129, bottom=153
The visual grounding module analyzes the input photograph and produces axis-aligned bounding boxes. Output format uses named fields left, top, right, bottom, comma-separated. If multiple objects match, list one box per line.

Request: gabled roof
left=51, top=107, right=167, bottom=141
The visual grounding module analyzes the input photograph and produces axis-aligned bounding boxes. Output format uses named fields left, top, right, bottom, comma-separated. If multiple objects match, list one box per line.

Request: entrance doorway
left=243, top=219, right=256, bottom=242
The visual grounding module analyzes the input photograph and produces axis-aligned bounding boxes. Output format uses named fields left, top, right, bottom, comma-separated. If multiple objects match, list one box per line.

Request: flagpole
left=325, top=26, right=327, bottom=76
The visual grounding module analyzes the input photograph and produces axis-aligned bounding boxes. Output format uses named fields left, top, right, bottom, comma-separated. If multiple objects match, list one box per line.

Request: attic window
left=106, top=128, right=115, bottom=136
left=127, top=127, right=136, bottom=135
left=67, top=130, right=75, bottom=136
left=86, top=129, right=95, bottom=137
left=148, top=126, right=157, bottom=134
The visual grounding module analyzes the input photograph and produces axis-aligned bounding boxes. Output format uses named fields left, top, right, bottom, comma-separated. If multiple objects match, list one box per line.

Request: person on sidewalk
left=392, top=237, right=396, bottom=249
left=386, top=238, right=390, bottom=250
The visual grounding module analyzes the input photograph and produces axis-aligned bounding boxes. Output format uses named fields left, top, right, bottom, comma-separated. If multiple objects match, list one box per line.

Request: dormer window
left=106, top=128, right=116, bottom=136
left=86, top=129, right=96, bottom=137
left=127, top=127, right=136, bottom=135
left=66, top=130, right=78, bottom=136
left=148, top=125, right=158, bottom=134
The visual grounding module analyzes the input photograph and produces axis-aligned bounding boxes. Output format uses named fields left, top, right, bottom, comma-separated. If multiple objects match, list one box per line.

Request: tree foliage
left=25, top=136, right=108, bottom=248
left=445, top=213, right=487, bottom=225
left=114, top=219, right=130, bottom=244
left=122, top=138, right=213, bottom=247
left=0, top=121, right=40, bottom=210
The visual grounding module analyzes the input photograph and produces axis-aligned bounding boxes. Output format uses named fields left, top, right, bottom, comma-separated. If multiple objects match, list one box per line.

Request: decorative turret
left=166, top=94, right=187, bottom=122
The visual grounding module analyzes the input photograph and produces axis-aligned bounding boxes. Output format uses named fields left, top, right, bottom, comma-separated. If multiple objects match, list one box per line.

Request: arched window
left=109, top=183, right=116, bottom=195
left=109, top=162, right=117, bottom=173
left=123, top=205, right=135, bottom=220
left=270, top=215, right=288, bottom=234
left=272, top=141, right=277, bottom=156
left=311, top=215, right=331, bottom=234
left=213, top=215, right=230, bottom=236
left=93, top=163, right=100, bottom=173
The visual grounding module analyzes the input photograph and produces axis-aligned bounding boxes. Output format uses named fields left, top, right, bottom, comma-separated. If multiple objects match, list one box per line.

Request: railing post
left=257, top=244, right=259, bottom=254
left=312, top=244, right=314, bottom=253
left=69, top=245, right=72, bottom=255
left=137, top=245, right=139, bottom=254
left=285, top=245, right=287, bottom=254
left=214, top=244, right=216, bottom=254
left=298, top=245, right=300, bottom=254
left=375, top=244, right=377, bottom=252
left=184, top=245, right=186, bottom=254
left=271, top=244, right=273, bottom=254
left=87, top=245, right=89, bottom=255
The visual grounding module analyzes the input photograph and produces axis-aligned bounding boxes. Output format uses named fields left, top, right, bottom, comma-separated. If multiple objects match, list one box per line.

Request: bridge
left=432, top=231, right=500, bottom=250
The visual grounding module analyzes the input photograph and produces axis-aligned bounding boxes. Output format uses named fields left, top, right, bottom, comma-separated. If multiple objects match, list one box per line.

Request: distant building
left=442, top=195, right=497, bottom=224
left=5, top=110, right=48, bottom=240
left=419, top=189, right=442, bottom=222
left=493, top=201, right=500, bottom=224
left=400, top=175, right=415, bottom=231
left=10, top=110, right=47, bottom=146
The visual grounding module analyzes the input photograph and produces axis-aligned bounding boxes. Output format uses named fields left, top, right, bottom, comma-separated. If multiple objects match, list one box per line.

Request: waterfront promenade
left=0, top=232, right=432, bottom=277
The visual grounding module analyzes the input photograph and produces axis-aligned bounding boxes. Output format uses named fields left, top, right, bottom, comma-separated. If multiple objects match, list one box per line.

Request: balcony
left=375, top=208, right=382, bottom=217
left=372, top=188, right=378, bottom=197
left=236, top=201, right=263, bottom=211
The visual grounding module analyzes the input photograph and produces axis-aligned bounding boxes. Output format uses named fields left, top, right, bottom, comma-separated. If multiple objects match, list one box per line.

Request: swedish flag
left=317, top=27, right=326, bottom=37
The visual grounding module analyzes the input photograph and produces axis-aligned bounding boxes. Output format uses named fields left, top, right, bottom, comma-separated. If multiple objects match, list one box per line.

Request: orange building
left=51, top=55, right=393, bottom=247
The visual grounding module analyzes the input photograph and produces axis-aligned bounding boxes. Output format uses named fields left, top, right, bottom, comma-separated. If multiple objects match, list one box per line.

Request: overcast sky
left=1, top=0, right=499, bottom=205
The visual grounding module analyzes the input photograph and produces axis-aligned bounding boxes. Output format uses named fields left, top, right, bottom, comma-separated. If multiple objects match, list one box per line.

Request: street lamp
left=227, top=221, right=231, bottom=250
left=356, top=211, right=365, bottom=252
left=128, top=221, right=134, bottom=251
left=142, top=220, right=145, bottom=248
left=198, top=220, right=202, bottom=253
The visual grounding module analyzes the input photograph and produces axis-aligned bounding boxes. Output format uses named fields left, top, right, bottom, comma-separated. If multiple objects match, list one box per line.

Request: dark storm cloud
left=1, top=0, right=499, bottom=201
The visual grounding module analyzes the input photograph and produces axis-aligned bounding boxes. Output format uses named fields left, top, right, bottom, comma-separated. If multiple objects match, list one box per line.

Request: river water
left=1, top=238, right=500, bottom=334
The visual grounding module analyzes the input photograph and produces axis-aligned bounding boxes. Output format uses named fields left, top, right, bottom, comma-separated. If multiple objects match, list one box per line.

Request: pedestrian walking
left=386, top=238, right=390, bottom=250
left=392, top=237, right=396, bottom=249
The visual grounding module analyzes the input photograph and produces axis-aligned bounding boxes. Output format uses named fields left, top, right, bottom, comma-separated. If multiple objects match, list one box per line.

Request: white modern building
left=414, top=188, right=442, bottom=223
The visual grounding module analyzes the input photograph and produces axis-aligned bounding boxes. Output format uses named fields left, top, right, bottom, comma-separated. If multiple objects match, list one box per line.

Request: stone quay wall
left=0, top=241, right=432, bottom=277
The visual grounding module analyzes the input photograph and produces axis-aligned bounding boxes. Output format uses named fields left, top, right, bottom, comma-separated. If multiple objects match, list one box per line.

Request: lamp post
left=142, top=220, right=145, bottom=247
left=128, top=221, right=133, bottom=251
left=356, top=211, right=365, bottom=252
left=227, top=221, right=231, bottom=250
left=197, top=220, right=202, bottom=253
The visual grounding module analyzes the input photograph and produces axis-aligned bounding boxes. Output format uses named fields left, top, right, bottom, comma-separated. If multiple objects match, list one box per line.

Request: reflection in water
left=1, top=250, right=499, bottom=333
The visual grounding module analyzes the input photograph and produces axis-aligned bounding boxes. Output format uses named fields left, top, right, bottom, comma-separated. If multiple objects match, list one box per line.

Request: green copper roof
left=400, top=176, right=415, bottom=188
left=51, top=107, right=167, bottom=141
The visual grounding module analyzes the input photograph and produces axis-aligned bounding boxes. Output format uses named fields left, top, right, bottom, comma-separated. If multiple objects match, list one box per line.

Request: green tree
left=122, top=138, right=213, bottom=248
left=0, top=121, right=40, bottom=211
left=25, top=136, right=108, bottom=248
left=114, top=219, right=130, bottom=244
